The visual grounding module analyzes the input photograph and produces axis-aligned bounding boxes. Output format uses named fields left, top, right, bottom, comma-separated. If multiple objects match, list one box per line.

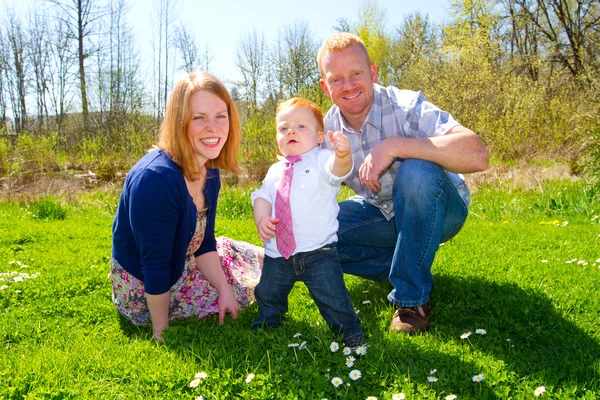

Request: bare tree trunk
left=4, top=10, right=28, bottom=133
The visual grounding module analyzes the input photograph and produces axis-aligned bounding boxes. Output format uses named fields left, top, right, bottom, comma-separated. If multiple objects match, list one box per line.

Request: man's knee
left=393, top=159, right=445, bottom=203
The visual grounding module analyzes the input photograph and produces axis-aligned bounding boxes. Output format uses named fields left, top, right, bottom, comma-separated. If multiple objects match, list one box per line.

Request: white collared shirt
left=251, top=147, right=352, bottom=258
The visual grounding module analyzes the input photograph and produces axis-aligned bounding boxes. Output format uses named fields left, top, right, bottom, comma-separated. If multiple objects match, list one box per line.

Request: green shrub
left=0, top=135, right=9, bottom=175
left=577, top=125, right=600, bottom=199
left=95, top=158, right=117, bottom=182
left=30, top=198, right=67, bottom=220
left=240, top=110, right=278, bottom=182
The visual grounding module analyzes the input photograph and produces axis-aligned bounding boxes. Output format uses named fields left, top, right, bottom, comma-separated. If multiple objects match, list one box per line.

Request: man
left=318, top=32, right=489, bottom=334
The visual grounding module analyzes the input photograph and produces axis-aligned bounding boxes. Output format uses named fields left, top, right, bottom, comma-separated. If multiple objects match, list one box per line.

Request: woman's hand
left=145, top=291, right=170, bottom=341
left=217, top=286, right=240, bottom=325
left=194, top=251, right=241, bottom=325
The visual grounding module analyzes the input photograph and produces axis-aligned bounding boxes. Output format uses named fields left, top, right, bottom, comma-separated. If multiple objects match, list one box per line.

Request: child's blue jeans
left=252, top=244, right=364, bottom=343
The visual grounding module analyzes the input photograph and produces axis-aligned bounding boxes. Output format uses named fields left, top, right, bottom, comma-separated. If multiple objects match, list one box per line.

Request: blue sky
left=1, top=0, right=453, bottom=87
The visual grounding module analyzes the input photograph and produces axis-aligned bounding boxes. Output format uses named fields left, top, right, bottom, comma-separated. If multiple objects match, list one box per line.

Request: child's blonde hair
left=276, top=98, right=324, bottom=134
left=317, top=32, right=372, bottom=78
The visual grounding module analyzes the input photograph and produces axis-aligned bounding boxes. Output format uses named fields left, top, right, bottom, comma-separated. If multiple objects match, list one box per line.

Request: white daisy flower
left=293, top=332, right=302, bottom=338
left=355, top=345, right=367, bottom=356
left=541, top=260, right=548, bottom=263
left=197, top=396, right=204, bottom=400
left=331, top=377, right=343, bottom=387
left=472, top=374, right=485, bottom=382
left=366, top=397, right=378, bottom=400
left=475, top=329, right=487, bottom=335
left=534, top=386, right=546, bottom=397
left=288, top=343, right=299, bottom=347
left=245, top=373, right=255, bottom=384
left=189, top=378, right=201, bottom=388
left=330, top=342, right=340, bottom=352
left=349, top=369, right=361, bottom=380
left=343, top=346, right=352, bottom=355
left=194, top=372, right=207, bottom=379
left=299, top=341, right=307, bottom=350
left=392, top=394, right=406, bottom=400
left=445, top=395, right=457, bottom=400
left=427, top=376, right=438, bottom=383
left=0, top=286, right=7, bottom=291
left=460, top=331, right=473, bottom=339
left=362, top=290, right=369, bottom=294
left=430, top=369, right=437, bottom=375
left=345, top=356, right=355, bottom=368
left=362, top=300, right=371, bottom=305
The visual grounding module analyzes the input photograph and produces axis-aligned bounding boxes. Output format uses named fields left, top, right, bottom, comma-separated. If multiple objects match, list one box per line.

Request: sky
left=1, top=0, right=454, bottom=90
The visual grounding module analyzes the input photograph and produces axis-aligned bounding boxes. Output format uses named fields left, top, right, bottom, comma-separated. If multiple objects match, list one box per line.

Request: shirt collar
left=276, top=146, right=319, bottom=161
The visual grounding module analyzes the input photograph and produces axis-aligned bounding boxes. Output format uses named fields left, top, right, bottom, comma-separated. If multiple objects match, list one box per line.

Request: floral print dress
left=110, top=208, right=261, bottom=325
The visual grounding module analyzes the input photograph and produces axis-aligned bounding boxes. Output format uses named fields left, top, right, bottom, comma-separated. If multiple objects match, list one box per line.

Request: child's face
left=276, top=106, right=324, bottom=157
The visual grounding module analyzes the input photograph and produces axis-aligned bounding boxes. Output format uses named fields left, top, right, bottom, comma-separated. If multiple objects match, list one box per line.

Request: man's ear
left=370, top=63, right=378, bottom=84
left=319, top=79, right=331, bottom=98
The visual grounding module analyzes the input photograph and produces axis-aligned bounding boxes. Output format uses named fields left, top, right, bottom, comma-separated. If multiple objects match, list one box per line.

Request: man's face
left=319, top=44, right=377, bottom=127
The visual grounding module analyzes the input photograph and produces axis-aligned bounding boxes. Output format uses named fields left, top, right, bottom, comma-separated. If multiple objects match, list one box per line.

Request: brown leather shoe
left=389, top=300, right=431, bottom=335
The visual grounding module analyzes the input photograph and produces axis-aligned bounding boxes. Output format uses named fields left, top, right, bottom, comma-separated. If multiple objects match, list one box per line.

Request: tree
left=281, top=21, right=319, bottom=97
left=49, top=0, right=106, bottom=132
left=508, top=0, right=600, bottom=78
left=391, top=12, right=439, bottom=82
left=174, top=25, right=202, bottom=73
left=28, top=11, right=52, bottom=130
left=4, top=9, right=28, bottom=133
left=355, top=0, right=393, bottom=85
left=151, top=0, right=180, bottom=119
left=47, top=18, right=75, bottom=131
left=501, top=0, right=542, bottom=80
left=235, top=29, right=266, bottom=109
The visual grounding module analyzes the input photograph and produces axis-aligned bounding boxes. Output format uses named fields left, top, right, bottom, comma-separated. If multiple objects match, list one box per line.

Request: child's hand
left=256, top=216, right=279, bottom=243
left=328, top=131, right=350, bottom=159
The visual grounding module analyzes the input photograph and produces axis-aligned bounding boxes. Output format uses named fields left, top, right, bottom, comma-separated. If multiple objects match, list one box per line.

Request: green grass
left=0, top=179, right=599, bottom=399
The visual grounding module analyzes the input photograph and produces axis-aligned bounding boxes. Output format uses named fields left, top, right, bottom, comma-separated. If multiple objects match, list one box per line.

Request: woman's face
left=186, top=90, right=229, bottom=167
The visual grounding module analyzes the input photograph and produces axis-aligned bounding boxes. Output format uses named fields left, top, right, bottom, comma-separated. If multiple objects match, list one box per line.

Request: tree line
left=0, top=0, right=599, bottom=179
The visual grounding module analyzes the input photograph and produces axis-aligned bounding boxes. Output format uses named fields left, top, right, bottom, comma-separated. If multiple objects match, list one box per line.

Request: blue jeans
left=253, top=245, right=364, bottom=342
left=337, top=159, right=468, bottom=307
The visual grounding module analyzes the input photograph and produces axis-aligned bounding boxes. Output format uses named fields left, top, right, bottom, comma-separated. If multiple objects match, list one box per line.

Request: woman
left=110, top=71, right=262, bottom=340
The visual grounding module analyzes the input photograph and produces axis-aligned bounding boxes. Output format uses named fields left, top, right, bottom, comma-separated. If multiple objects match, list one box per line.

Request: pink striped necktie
left=275, top=155, right=302, bottom=259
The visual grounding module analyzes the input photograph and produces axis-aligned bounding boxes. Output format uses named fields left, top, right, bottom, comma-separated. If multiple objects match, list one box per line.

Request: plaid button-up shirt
left=323, top=84, right=471, bottom=220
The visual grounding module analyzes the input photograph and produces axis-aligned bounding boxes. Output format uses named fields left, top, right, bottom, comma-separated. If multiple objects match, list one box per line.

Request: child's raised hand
left=328, top=131, right=350, bottom=159
left=256, top=215, right=279, bottom=243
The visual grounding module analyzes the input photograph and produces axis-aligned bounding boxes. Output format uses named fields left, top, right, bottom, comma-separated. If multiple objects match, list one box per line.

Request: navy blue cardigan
left=112, top=149, right=220, bottom=294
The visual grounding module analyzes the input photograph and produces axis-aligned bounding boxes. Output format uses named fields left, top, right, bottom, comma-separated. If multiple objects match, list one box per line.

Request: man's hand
left=359, top=140, right=394, bottom=192
left=217, top=286, right=240, bottom=325
left=256, top=215, right=279, bottom=243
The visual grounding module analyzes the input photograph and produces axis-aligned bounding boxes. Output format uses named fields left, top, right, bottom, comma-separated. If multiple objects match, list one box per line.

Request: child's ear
left=317, top=131, right=325, bottom=144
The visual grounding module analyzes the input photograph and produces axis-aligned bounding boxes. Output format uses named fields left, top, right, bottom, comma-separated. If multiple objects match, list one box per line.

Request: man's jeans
left=337, top=159, right=468, bottom=307
left=253, top=245, right=363, bottom=342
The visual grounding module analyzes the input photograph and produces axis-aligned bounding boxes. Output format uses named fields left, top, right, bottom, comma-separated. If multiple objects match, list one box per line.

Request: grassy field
left=0, top=180, right=599, bottom=399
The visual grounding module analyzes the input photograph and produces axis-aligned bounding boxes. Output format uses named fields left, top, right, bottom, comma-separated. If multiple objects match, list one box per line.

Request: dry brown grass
left=0, top=162, right=580, bottom=203
left=465, top=162, right=577, bottom=193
